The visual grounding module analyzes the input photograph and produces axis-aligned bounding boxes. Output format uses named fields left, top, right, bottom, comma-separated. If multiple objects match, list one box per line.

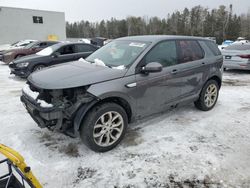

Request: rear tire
left=194, top=80, right=219, bottom=111
left=80, top=102, right=128, bottom=152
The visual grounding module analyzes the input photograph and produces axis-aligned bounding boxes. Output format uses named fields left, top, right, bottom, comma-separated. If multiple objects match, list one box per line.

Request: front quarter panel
left=87, top=75, right=137, bottom=117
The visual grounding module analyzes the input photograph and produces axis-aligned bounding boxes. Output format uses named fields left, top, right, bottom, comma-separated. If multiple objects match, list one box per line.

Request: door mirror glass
left=141, top=62, right=163, bottom=73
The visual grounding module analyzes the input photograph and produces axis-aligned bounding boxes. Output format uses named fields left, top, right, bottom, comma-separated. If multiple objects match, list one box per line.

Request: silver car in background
left=222, top=44, right=250, bottom=70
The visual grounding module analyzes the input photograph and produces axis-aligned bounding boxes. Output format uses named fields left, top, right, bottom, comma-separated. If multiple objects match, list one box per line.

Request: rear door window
left=57, top=45, right=76, bottom=55
left=177, top=40, right=204, bottom=63
left=75, top=44, right=96, bottom=53
left=144, top=40, right=177, bottom=67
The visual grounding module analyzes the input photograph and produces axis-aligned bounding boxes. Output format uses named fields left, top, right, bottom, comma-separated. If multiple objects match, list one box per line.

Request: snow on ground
left=0, top=62, right=250, bottom=187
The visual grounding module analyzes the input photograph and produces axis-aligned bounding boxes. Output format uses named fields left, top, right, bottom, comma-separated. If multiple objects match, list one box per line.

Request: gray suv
left=21, top=35, right=223, bottom=152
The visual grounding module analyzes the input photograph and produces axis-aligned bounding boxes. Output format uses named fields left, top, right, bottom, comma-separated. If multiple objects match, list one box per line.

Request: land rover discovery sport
left=21, top=35, right=223, bottom=152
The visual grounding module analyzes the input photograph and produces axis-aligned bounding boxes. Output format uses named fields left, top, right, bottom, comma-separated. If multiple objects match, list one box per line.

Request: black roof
left=117, top=35, right=212, bottom=43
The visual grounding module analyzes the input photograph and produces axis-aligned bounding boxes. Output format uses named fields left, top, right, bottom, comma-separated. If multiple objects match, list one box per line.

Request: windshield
left=36, top=43, right=60, bottom=56
left=85, top=40, right=150, bottom=68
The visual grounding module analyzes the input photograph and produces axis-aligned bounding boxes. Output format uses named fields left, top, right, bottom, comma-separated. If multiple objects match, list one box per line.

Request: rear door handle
left=202, top=62, right=205, bottom=65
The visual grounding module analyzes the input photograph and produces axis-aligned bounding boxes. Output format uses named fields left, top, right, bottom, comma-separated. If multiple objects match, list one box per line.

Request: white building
left=0, top=6, right=66, bottom=45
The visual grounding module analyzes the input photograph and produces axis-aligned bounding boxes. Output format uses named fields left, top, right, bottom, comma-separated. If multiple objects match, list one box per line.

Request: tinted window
left=20, top=43, right=30, bottom=47
left=177, top=40, right=204, bottom=63
left=145, top=41, right=177, bottom=67
left=205, top=41, right=221, bottom=56
left=48, top=42, right=58, bottom=45
left=224, top=44, right=250, bottom=51
left=24, top=42, right=38, bottom=49
left=57, top=45, right=75, bottom=55
left=75, top=44, right=95, bottom=53
left=39, top=42, right=47, bottom=47
left=199, top=41, right=215, bottom=58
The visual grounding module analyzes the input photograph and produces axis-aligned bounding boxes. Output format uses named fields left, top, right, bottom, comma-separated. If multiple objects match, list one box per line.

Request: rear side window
left=204, top=41, right=221, bottom=56
left=177, top=40, right=204, bottom=63
left=75, top=44, right=96, bottom=53
left=145, top=41, right=177, bottom=67
left=224, top=44, right=250, bottom=51
left=39, top=42, right=47, bottom=47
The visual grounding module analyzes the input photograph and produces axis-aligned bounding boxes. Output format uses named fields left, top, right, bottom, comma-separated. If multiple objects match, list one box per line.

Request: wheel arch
left=32, top=64, right=46, bottom=72
left=73, top=96, right=133, bottom=135
left=207, top=75, right=222, bottom=88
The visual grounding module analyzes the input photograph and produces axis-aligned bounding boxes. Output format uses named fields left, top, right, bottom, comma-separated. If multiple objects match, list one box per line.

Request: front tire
left=194, top=80, right=219, bottom=111
left=80, top=103, right=128, bottom=152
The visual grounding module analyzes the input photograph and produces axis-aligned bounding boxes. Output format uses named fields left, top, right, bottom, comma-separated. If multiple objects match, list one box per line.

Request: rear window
left=224, top=44, right=250, bottom=51
left=205, top=41, right=221, bottom=56
left=177, top=40, right=204, bottom=63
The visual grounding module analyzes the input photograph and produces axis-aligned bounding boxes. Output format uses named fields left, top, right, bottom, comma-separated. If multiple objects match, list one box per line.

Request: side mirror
left=141, top=62, right=163, bottom=73
left=52, top=52, right=60, bottom=58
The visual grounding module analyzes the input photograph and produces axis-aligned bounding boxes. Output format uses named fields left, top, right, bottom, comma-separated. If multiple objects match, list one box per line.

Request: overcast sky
left=1, top=0, right=250, bottom=22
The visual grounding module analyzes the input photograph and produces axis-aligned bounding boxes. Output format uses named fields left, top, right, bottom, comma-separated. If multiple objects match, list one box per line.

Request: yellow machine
left=0, top=144, right=42, bottom=188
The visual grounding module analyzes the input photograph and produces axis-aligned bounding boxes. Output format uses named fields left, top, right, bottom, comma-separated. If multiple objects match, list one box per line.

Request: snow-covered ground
left=0, top=62, right=250, bottom=188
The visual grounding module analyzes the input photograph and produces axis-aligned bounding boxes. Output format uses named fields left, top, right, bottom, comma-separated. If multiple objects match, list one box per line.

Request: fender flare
left=73, top=93, right=134, bottom=137
left=73, top=99, right=99, bottom=137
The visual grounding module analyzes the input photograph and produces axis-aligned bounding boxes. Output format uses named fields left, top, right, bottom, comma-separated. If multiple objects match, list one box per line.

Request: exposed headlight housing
left=16, top=62, right=29, bottom=68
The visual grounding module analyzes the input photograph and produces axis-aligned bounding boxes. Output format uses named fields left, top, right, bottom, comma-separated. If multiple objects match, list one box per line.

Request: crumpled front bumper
left=21, top=93, right=63, bottom=129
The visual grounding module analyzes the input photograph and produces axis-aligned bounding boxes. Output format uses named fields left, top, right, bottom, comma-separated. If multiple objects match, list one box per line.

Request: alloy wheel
left=93, top=111, right=124, bottom=147
left=204, top=84, right=218, bottom=108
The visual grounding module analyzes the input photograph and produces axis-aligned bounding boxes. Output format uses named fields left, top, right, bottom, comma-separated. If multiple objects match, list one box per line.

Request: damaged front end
left=21, top=82, right=97, bottom=137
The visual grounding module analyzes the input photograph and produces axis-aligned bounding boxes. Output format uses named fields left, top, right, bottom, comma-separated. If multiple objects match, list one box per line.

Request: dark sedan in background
left=9, top=42, right=98, bottom=78
left=0, top=41, right=58, bottom=64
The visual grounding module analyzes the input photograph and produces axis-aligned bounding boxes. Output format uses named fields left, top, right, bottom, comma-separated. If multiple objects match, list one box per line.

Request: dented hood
left=28, top=61, right=127, bottom=89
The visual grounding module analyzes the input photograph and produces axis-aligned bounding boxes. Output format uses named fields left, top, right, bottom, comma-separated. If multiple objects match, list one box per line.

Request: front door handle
left=171, top=69, right=178, bottom=74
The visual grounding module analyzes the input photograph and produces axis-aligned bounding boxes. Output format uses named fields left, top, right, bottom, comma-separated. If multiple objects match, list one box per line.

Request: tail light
left=237, top=54, right=250, bottom=59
